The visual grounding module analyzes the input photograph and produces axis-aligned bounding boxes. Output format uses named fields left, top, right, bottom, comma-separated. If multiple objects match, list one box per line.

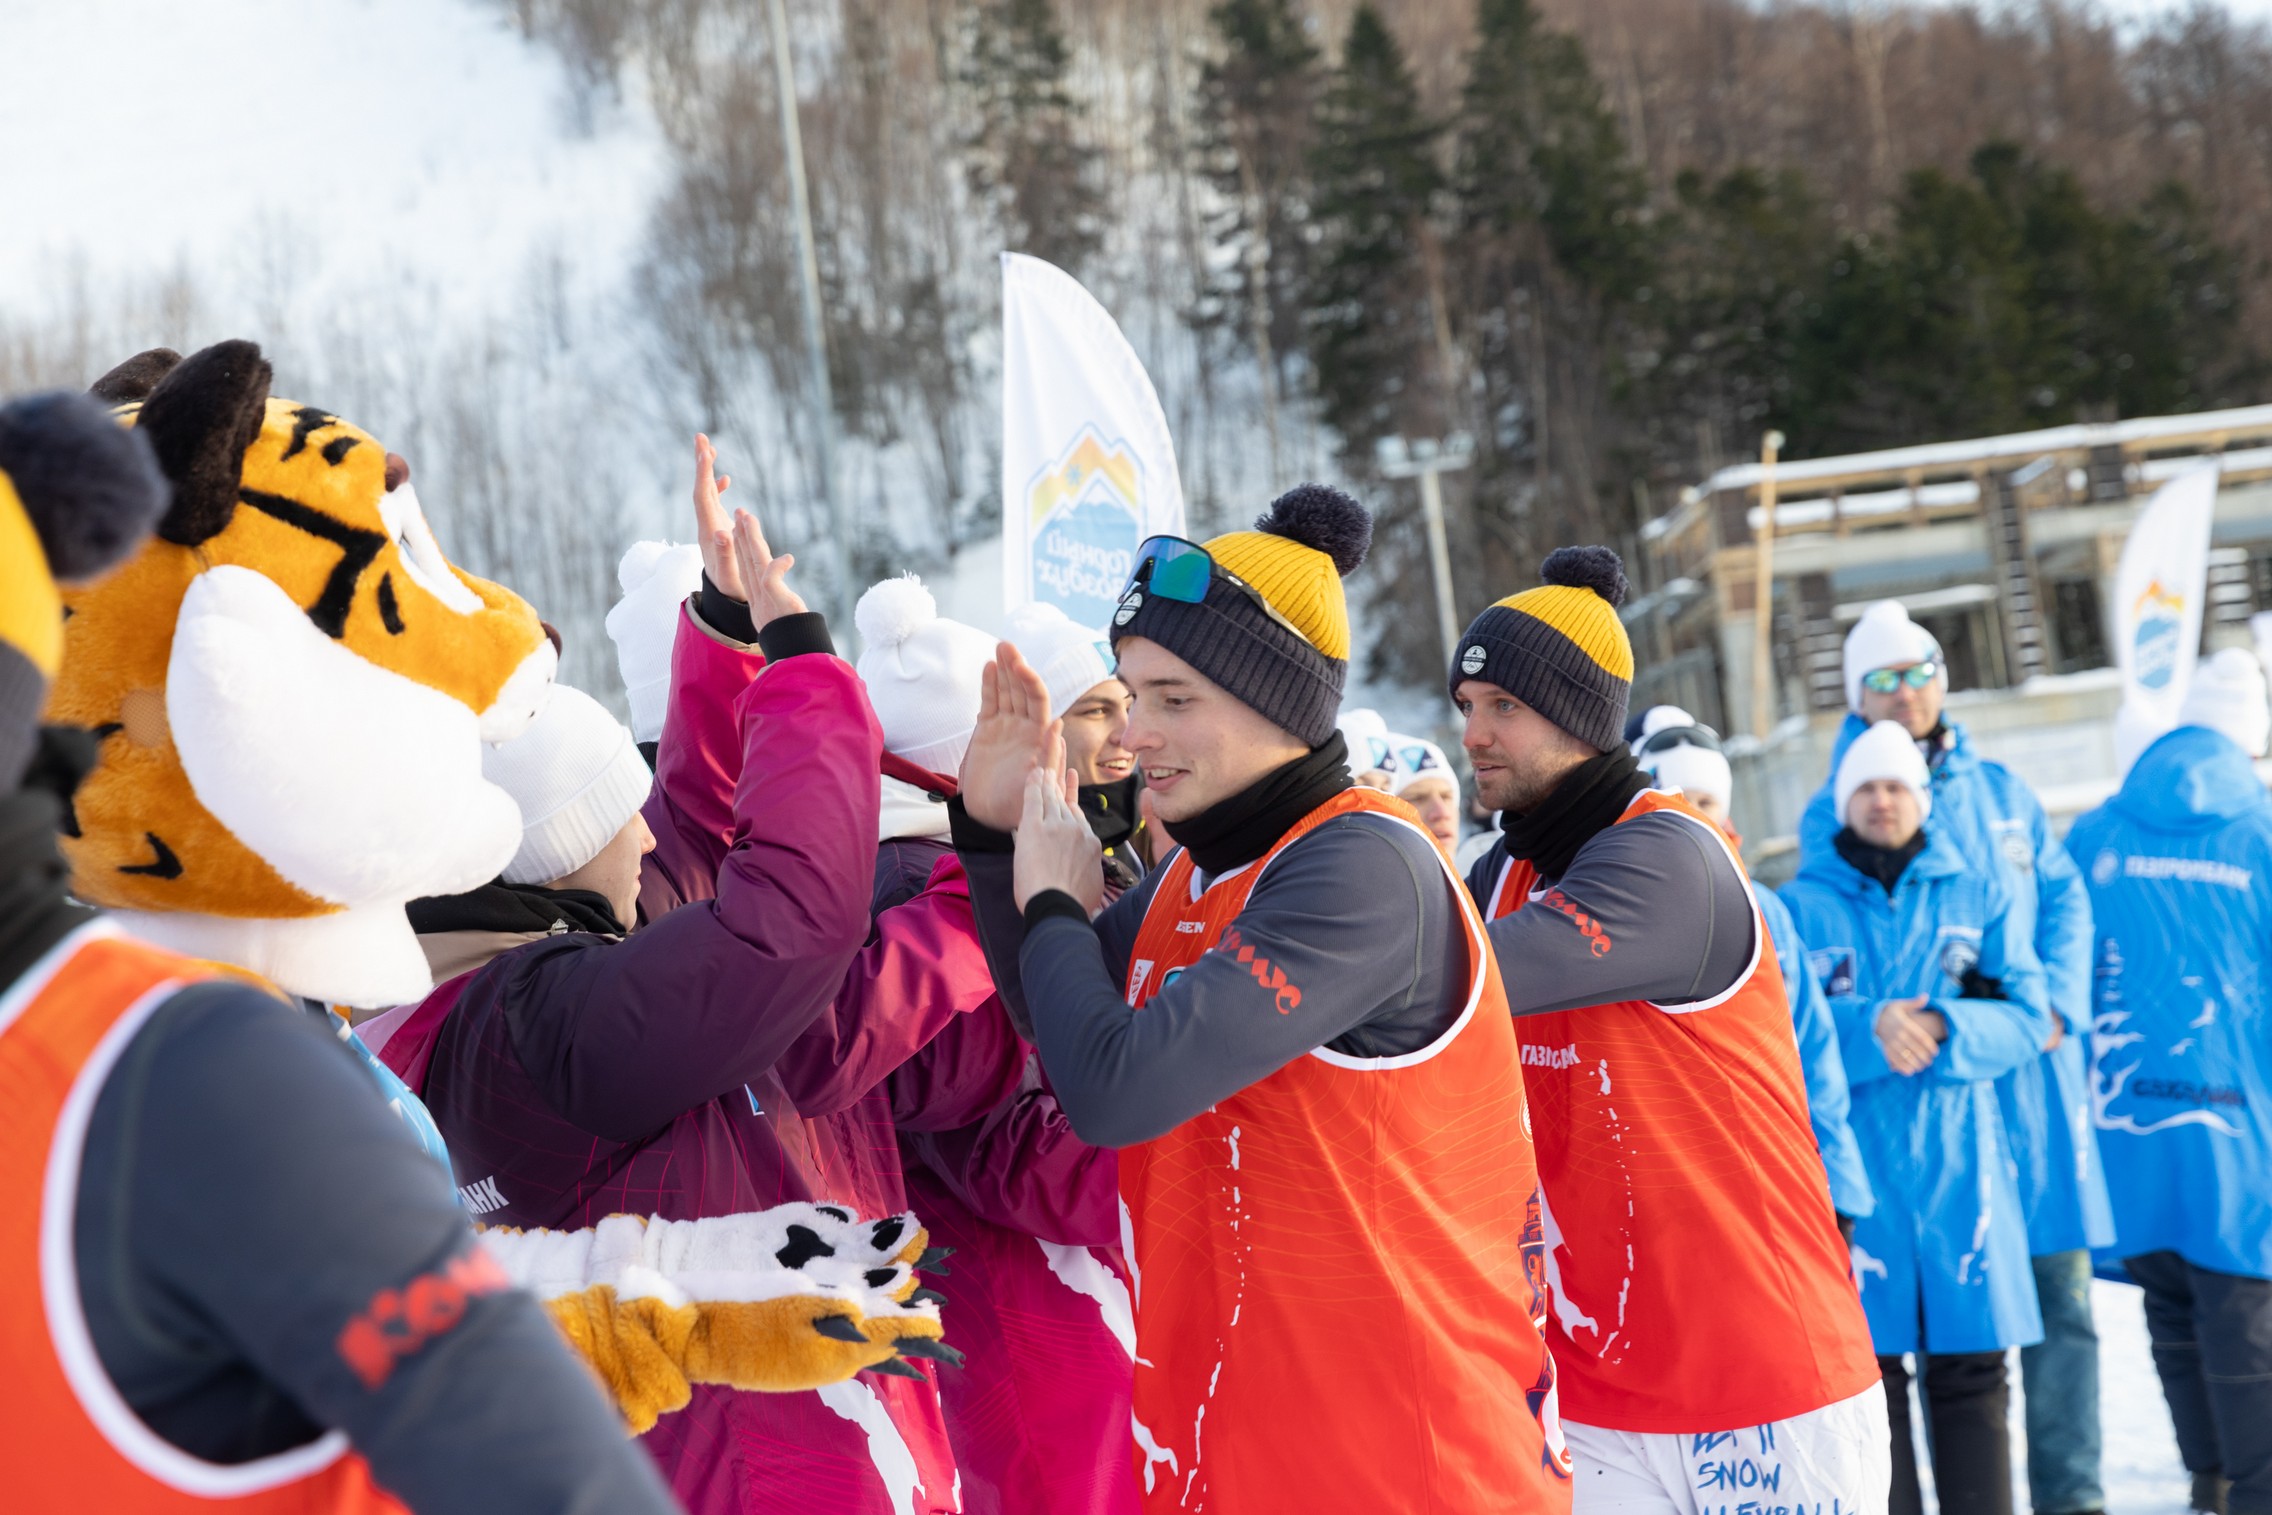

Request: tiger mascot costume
left=35, top=341, right=949, bottom=1425
left=51, top=340, right=553, bottom=1009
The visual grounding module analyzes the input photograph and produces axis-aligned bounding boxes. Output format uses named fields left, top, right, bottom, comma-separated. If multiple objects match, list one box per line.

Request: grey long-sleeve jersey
left=1463, top=808, right=1759, bottom=1013
left=961, top=809, right=1469, bottom=1148
left=74, top=982, right=679, bottom=1515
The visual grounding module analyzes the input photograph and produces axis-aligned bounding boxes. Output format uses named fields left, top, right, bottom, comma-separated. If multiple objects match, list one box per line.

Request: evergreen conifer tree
left=1195, top=0, right=1322, bottom=400
left=1306, top=4, right=1444, bottom=452
left=964, top=0, right=1104, bottom=274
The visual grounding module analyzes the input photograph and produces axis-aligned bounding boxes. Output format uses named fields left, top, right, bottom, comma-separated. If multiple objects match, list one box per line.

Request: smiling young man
left=1454, top=548, right=1884, bottom=1515
left=950, top=486, right=1569, bottom=1515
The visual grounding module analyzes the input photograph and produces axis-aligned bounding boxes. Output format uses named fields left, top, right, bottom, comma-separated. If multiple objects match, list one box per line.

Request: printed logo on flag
left=1027, top=425, right=1145, bottom=630
left=2131, top=578, right=2188, bottom=691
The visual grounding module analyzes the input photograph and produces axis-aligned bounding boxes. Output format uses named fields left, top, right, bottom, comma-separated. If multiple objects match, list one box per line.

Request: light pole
left=1377, top=432, right=1475, bottom=670
left=764, top=0, right=855, bottom=630
left=1749, top=429, right=1786, bottom=739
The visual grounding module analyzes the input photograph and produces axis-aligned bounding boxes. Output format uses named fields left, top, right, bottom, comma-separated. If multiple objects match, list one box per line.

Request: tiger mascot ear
left=93, top=341, right=271, bottom=548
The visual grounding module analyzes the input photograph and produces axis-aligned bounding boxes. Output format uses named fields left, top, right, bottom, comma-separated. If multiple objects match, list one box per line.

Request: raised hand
left=1013, top=758, right=1105, bottom=916
left=960, top=644, right=1056, bottom=831
left=693, top=433, right=742, bottom=601
left=730, top=509, right=805, bottom=633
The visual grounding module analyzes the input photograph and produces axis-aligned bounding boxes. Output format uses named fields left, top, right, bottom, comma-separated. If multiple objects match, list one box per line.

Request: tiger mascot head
left=46, top=340, right=555, bottom=1007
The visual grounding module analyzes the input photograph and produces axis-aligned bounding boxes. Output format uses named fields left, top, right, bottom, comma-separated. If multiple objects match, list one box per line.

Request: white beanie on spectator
left=1381, top=733, right=1453, bottom=792
left=1004, top=601, right=1115, bottom=719
left=483, top=685, right=654, bottom=885
left=1640, top=740, right=1733, bottom=815
left=1834, top=718, right=1933, bottom=829
left=855, top=575, right=996, bottom=776
left=605, top=541, right=704, bottom=745
left=1842, top=600, right=1941, bottom=711
left=2179, top=646, right=2272, bottom=759
left=1337, top=707, right=1393, bottom=775
left=1630, top=704, right=1699, bottom=751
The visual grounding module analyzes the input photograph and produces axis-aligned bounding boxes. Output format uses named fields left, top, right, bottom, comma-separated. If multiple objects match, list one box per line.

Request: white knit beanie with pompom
left=605, top=541, right=704, bottom=745
left=854, top=575, right=998, bottom=776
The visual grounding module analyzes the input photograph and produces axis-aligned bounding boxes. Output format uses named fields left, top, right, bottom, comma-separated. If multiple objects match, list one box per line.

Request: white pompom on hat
left=1834, top=718, right=1933, bottom=830
left=1004, top=600, right=1116, bottom=719
left=2179, top=646, right=2272, bottom=759
left=605, top=541, right=704, bottom=745
left=855, top=574, right=997, bottom=776
left=483, top=685, right=654, bottom=885
left=1842, top=600, right=1942, bottom=712
left=1639, top=741, right=1733, bottom=815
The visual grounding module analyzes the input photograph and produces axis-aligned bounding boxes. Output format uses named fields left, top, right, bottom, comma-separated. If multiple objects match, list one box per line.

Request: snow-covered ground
left=1904, top=1281, right=2190, bottom=1515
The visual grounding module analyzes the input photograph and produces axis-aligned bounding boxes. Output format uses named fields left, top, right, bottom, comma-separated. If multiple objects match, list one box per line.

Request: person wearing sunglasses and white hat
left=1800, top=601, right=2113, bottom=1515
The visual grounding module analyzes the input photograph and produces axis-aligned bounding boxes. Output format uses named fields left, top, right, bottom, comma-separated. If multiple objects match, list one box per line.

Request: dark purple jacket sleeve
left=904, top=1061, right=1121, bottom=1247
left=774, top=852, right=1008, bottom=1118
left=499, top=649, right=884, bottom=1143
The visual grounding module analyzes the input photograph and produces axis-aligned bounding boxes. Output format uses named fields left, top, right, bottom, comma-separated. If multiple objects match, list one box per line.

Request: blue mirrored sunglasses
left=1124, top=535, right=1310, bottom=642
left=1860, top=660, right=1940, bottom=694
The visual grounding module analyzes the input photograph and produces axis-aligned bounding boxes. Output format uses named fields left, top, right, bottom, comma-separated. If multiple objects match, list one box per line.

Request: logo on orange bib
left=1537, top=887, right=1612, bottom=957
left=1218, top=926, right=1303, bottom=1013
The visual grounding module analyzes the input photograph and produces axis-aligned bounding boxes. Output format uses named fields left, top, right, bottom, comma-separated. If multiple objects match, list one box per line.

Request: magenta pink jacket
left=876, top=836, right=1141, bottom=1515
left=385, top=608, right=1013, bottom=1515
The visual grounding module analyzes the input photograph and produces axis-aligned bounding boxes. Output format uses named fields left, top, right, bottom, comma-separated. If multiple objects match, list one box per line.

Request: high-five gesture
left=692, top=433, right=741, bottom=600
left=1013, top=741, right=1104, bottom=914
left=960, top=644, right=1057, bottom=830
left=729, top=509, right=805, bottom=633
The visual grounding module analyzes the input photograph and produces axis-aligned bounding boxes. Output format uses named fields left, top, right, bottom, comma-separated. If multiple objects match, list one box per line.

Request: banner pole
left=1749, top=429, right=1785, bottom=740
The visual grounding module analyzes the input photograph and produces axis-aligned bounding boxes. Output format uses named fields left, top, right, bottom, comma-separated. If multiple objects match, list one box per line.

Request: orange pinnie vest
left=1122, top=787, right=1570, bottom=1514
left=0, top=923, right=409, bottom=1514
left=1485, top=789, right=1879, bottom=1432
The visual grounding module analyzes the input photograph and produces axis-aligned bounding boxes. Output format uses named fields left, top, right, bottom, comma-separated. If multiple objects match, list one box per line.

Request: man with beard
left=1456, top=547, right=1884, bottom=1515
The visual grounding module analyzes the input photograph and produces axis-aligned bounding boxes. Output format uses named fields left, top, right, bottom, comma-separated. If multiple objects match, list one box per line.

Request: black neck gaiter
left=407, top=879, right=626, bottom=940
left=1834, top=826, right=1928, bottom=896
left=1171, top=732, right=1353, bottom=877
left=1079, top=774, right=1142, bottom=849
left=1499, top=746, right=1650, bottom=883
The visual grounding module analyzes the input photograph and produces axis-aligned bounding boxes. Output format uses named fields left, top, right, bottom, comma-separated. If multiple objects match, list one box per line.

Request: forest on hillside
left=7, top=0, right=2270, bottom=692
left=503, top=0, right=2272, bottom=683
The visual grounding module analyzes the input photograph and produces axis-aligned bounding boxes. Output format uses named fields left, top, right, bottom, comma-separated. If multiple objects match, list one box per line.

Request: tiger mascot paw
left=479, top=1204, right=957, bottom=1433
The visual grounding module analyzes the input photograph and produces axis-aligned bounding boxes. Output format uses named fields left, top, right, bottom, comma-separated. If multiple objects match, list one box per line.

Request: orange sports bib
left=0, top=922, right=409, bottom=1513
left=1485, top=789, right=1879, bottom=1432
left=1121, top=787, right=1570, bottom=1513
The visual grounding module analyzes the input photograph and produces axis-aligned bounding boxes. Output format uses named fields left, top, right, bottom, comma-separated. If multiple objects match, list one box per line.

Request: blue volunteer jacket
left=2066, top=725, right=2272, bottom=1282
left=1803, top=713, right=2113, bottom=1256
left=1758, top=888, right=1876, bottom=1219
left=1781, top=826, right=2054, bottom=1354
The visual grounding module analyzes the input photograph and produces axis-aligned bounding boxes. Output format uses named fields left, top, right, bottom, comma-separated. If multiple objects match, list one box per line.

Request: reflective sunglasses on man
left=1860, top=659, right=1940, bottom=695
left=1122, top=535, right=1311, bottom=643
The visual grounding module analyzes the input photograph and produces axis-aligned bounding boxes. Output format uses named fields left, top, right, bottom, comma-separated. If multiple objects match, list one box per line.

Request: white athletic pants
left=1564, top=1381, right=1890, bottom=1515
